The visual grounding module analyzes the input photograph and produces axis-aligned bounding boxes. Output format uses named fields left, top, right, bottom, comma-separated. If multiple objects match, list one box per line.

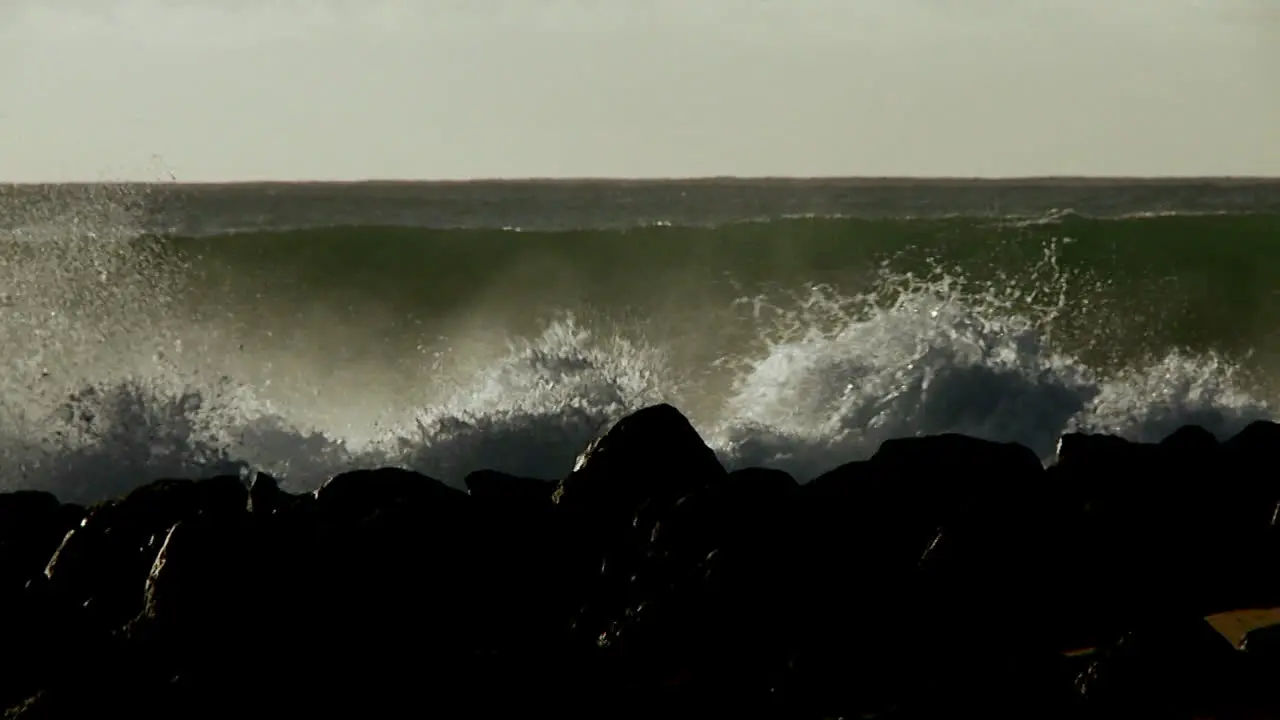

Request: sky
left=1, top=0, right=1277, bottom=181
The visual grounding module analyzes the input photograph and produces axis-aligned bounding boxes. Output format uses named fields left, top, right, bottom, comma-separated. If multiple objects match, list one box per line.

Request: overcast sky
left=1, top=0, right=1277, bottom=181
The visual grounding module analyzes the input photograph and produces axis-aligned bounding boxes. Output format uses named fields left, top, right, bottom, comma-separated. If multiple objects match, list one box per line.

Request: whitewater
left=0, top=181, right=1273, bottom=503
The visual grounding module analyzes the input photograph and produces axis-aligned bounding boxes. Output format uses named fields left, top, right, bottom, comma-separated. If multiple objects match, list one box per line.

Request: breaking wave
left=0, top=185, right=1272, bottom=502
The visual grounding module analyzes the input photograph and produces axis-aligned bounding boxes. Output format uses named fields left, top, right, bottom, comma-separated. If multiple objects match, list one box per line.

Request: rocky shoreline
left=3, top=403, right=1280, bottom=719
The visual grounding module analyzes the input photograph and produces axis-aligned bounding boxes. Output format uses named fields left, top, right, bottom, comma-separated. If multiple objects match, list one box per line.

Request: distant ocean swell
left=1, top=192, right=1277, bottom=502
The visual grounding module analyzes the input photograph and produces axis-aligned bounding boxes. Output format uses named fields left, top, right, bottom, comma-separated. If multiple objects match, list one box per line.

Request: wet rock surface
left=2, top=404, right=1280, bottom=719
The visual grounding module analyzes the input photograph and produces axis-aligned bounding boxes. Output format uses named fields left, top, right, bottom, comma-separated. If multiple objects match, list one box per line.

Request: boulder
left=1077, top=615, right=1245, bottom=718
left=552, top=403, right=727, bottom=520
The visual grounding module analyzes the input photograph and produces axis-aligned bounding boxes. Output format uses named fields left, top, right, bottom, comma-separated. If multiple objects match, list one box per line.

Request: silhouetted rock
left=246, top=469, right=278, bottom=514
left=1240, top=622, right=1280, bottom=658
left=314, top=466, right=467, bottom=521
left=552, top=403, right=727, bottom=538
left=1077, top=615, right=1248, bottom=719
left=3, top=404, right=1280, bottom=719
left=0, top=491, right=81, bottom=591
left=465, top=468, right=554, bottom=508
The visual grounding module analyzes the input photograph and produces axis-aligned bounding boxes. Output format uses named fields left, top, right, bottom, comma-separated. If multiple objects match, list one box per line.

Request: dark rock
left=138, top=519, right=248, bottom=635
left=0, top=492, right=82, bottom=593
left=1158, top=423, right=1220, bottom=453
left=0, top=490, right=61, bottom=521
left=596, top=466, right=805, bottom=695
left=549, top=405, right=729, bottom=668
left=7, top=405, right=1280, bottom=719
left=1222, top=420, right=1280, bottom=534
left=1240, top=622, right=1280, bottom=659
left=465, top=469, right=554, bottom=509
left=1052, top=429, right=1279, bottom=635
left=789, top=434, right=1052, bottom=716
left=193, top=475, right=247, bottom=519
left=40, top=475, right=251, bottom=635
left=1222, top=419, right=1280, bottom=460
left=1077, top=615, right=1247, bottom=719
left=314, top=466, right=468, bottom=524
left=552, top=403, right=727, bottom=519
left=246, top=470, right=282, bottom=515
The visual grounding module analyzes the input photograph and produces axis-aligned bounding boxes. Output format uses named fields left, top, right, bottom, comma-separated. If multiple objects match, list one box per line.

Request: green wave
left=157, top=213, right=1280, bottom=366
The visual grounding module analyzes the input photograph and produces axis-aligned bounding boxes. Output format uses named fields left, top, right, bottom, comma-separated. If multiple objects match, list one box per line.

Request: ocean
left=3, top=178, right=1280, bottom=503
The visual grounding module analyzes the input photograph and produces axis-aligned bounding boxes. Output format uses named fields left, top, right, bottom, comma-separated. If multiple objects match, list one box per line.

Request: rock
left=311, top=468, right=480, bottom=683
left=557, top=416, right=794, bottom=711
left=1158, top=423, right=1220, bottom=455
left=0, top=490, right=61, bottom=521
left=1222, top=419, right=1280, bottom=462
left=1240, top=622, right=1280, bottom=660
left=797, top=433, right=1046, bottom=596
left=465, top=469, right=555, bottom=509
left=598, top=466, right=804, bottom=665
left=139, top=519, right=248, bottom=637
left=39, top=475, right=253, bottom=637
left=193, top=475, right=248, bottom=519
left=1052, top=429, right=1280, bottom=626
left=1221, top=421, right=1280, bottom=531
left=549, top=404, right=730, bottom=654
left=247, top=470, right=282, bottom=515
left=0, top=492, right=82, bottom=593
left=655, top=466, right=800, bottom=563
left=314, top=466, right=468, bottom=525
left=462, top=470, right=561, bottom=654
left=122, top=513, right=259, bottom=720
left=119, top=480, right=200, bottom=527
left=1077, top=615, right=1246, bottom=718
left=0, top=491, right=87, bottom=714
left=8, top=409, right=1280, bottom=719
left=552, top=403, right=727, bottom=519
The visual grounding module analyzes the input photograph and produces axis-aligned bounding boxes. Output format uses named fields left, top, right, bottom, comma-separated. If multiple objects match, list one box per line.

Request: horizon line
left=4, top=174, right=1280, bottom=186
